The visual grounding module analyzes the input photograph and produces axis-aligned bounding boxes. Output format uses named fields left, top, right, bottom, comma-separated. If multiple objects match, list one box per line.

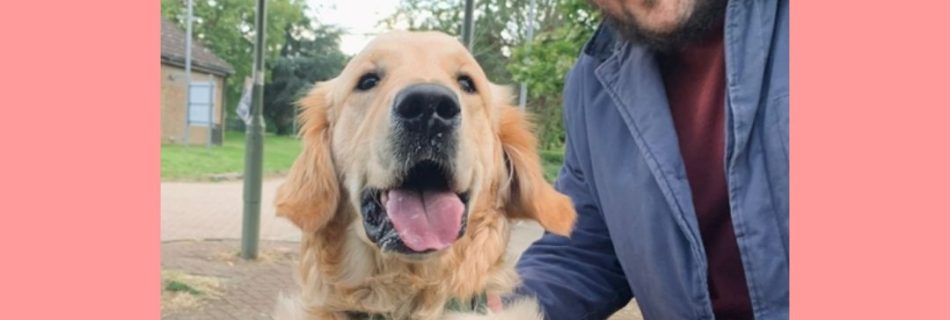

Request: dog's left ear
left=496, top=94, right=576, bottom=237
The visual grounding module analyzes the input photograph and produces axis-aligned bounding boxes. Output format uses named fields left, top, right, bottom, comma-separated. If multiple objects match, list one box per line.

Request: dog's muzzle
left=360, top=85, right=468, bottom=256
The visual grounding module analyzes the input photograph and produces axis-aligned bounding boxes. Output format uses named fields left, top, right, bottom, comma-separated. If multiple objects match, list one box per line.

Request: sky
left=306, top=0, right=402, bottom=55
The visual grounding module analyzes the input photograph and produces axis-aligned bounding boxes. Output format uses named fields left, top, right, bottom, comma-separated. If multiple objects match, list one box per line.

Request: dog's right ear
left=275, top=81, right=339, bottom=233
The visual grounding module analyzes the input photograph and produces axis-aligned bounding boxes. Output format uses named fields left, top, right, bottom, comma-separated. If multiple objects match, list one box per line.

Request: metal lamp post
left=462, top=0, right=475, bottom=49
left=518, top=0, right=536, bottom=111
left=183, top=0, right=193, bottom=144
left=241, top=0, right=267, bottom=260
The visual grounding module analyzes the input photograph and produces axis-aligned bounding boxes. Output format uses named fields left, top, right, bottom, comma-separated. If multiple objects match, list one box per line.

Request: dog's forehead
left=356, top=32, right=472, bottom=68
left=372, top=31, right=466, bottom=52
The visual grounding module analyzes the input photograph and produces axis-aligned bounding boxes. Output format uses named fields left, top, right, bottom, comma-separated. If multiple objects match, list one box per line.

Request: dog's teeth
left=380, top=191, right=388, bottom=204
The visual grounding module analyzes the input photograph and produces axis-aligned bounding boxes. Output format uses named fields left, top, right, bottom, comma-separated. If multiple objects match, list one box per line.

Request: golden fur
left=274, top=31, right=576, bottom=319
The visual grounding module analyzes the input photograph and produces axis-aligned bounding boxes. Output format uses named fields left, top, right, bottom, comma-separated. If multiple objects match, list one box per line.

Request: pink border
left=0, top=1, right=159, bottom=318
left=2, top=1, right=949, bottom=318
left=792, top=1, right=950, bottom=318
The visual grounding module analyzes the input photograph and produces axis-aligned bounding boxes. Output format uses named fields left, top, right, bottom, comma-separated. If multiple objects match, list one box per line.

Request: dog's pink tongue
left=385, top=189, right=463, bottom=251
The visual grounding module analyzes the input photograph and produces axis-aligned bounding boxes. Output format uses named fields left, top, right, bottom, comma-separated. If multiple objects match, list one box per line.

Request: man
left=516, top=0, right=788, bottom=319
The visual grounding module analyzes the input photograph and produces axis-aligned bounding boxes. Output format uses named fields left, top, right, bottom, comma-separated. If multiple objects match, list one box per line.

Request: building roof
left=161, top=17, right=234, bottom=76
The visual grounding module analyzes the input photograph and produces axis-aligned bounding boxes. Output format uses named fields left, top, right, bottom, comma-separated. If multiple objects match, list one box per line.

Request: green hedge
left=539, top=149, right=566, bottom=182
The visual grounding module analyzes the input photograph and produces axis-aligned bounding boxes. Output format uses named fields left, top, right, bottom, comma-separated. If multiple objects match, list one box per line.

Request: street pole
left=183, top=0, right=193, bottom=144
left=461, top=0, right=475, bottom=49
left=207, top=81, right=214, bottom=148
left=208, top=81, right=214, bottom=148
left=518, top=0, right=536, bottom=111
left=292, top=109, right=298, bottom=138
left=241, top=0, right=266, bottom=260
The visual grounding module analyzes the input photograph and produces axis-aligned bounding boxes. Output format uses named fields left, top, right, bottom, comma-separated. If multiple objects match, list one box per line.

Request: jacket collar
left=348, top=293, right=490, bottom=319
left=582, top=22, right=621, bottom=63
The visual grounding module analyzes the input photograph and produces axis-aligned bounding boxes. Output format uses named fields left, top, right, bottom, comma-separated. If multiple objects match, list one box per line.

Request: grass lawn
left=161, top=132, right=301, bottom=181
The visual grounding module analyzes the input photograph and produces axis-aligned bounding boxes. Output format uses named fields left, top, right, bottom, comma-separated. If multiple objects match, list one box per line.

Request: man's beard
left=601, top=0, right=728, bottom=51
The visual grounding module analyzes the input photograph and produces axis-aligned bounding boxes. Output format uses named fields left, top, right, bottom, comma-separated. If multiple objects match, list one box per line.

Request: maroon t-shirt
left=659, top=26, right=755, bottom=319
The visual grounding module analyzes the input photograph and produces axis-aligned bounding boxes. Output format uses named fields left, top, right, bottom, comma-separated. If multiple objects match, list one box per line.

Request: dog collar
left=350, top=292, right=489, bottom=319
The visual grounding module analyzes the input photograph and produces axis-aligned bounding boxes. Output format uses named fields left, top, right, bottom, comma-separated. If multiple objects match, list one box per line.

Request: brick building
left=161, top=18, right=234, bottom=145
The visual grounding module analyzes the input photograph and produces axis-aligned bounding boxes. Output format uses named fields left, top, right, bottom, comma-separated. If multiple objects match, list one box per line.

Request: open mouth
left=361, top=160, right=469, bottom=255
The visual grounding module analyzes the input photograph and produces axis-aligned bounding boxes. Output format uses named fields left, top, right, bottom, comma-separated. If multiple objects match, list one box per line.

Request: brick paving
left=160, top=179, right=642, bottom=319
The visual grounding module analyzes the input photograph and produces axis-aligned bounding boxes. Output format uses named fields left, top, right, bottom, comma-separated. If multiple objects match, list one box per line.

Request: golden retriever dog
left=273, top=31, right=576, bottom=320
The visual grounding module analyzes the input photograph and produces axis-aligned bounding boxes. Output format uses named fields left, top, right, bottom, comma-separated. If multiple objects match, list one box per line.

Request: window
left=188, top=81, right=216, bottom=126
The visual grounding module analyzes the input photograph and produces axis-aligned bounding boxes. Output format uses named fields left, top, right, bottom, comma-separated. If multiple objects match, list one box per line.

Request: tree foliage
left=382, top=0, right=565, bottom=85
left=508, top=0, right=598, bottom=99
left=264, top=24, right=347, bottom=135
left=161, top=0, right=347, bottom=135
left=507, top=0, right=599, bottom=149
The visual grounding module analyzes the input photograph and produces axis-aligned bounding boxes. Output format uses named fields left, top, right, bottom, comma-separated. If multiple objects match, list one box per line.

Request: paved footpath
left=161, top=179, right=641, bottom=319
left=162, top=179, right=300, bottom=242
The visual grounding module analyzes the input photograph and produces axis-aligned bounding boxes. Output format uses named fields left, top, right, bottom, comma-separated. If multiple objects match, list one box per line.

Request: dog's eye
left=457, top=75, right=476, bottom=93
left=356, top=73, right=380, bottom=91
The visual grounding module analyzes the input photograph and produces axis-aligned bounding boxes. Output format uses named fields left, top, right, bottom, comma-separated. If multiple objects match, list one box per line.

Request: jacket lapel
left=723, top=0, right=779, bottom=166
left=593, top=43, right=706, bottom=261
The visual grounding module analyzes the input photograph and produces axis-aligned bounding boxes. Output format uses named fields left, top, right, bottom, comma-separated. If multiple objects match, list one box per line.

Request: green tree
left=161, top=0, right=310, bottom=120
left=381, top=0, right=564, bottom=85
left=507, top=0, right=600, bottom=150
left=508, top=0, right=598, bottom=100
left=264, top=24, right=347, bottom=135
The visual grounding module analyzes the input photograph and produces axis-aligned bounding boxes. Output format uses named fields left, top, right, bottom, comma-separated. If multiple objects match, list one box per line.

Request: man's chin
left=597, top=0, right=727, bottom=51
left=604, top=16, right=682, bottom=52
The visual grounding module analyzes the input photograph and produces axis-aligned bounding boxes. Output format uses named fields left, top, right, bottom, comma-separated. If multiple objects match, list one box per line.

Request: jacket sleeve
left=515, top=86, right=633, bottom=319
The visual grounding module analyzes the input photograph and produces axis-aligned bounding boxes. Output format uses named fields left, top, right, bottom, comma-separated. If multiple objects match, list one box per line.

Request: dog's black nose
left=393, top=84, right=460, bottom=134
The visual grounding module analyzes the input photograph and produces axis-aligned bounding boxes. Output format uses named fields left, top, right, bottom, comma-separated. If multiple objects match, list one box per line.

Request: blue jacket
left=516, top=1, right=789, bottom=319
